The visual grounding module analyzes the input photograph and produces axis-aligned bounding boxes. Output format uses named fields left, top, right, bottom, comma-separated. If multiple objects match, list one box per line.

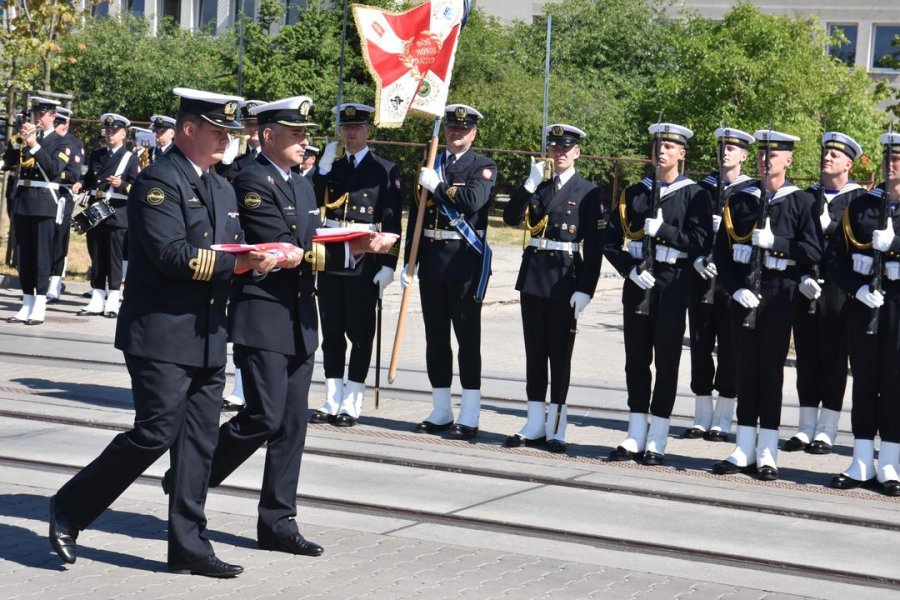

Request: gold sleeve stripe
left=304, top=242, right=327, bottom=272
left=190, top=248, right=216, bottom=281
left=388, top=239, right=400, bottom=258
left=57, top=152, right=69, bottom=163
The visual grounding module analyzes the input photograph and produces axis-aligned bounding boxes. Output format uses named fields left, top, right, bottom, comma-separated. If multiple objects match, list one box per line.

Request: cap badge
left=104, top=116, right=116, bottom=126
left=345, top=105, right=357, bottom=118
left=224, top=101, right=238, bottom=120
left=551, top=125, right=564, bottom=137
left=299, top=100, right=311, bottom=117
left=455, top=106, right=468, bottom=120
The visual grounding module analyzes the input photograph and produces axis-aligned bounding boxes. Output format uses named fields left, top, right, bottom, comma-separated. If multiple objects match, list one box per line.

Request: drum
left=71, top=199, right=116, bottom=234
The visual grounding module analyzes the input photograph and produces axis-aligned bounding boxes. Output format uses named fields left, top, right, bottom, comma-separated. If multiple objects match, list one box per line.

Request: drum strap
left=104, top=150, right=133, bottom=204
left=33, top=160, right=64, bottom=225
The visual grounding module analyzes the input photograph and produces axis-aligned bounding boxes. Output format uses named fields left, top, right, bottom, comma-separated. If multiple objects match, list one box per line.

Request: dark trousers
left=317, top=272, right=378, bottom=382
left=14, top=214, right=55, bottom=295
left=210, top=345, right=314, bottom=539
left=520, top=292, right=575, bottom=404
left=846, top=298, right=900, bottom=442
left=87, top=224, right=126, bottom=290
left=731, top=278, right=796, bottom=430
left=688, top=279, right=737, bottom=398
left=54, top=353, right=224, bottom=565
left=622, top=268, right=690, bottom=417
left=51, top=200, right=74, bottom=277
left=792, top=279, right=848, bottom=411
left=420, top=278, right=482, bottom=389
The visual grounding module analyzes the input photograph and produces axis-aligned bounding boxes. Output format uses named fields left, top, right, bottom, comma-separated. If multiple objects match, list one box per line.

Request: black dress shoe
left=161, top=470, right=172, bottom=495
left=680, top=427, right=705, bottom=439
left=7, top=316, right=26, bottom=323
left=258, top=533, right=324, bottom=557
left=308, top=410, right=336, bottom=424
left=103, top=311, right=118, bottom=319
left=414, top=420, right=453, bottom=434
left=831, top=473, right=873, bottom=490
left=503, top=434, right=546, bottom=448
left=335, top=413, right=357, bottom=427
left=703, top=430, right=728, bottom=443
left=806, top=440, right=832, bottom=455
left=782, top=436, right=808, bottom=452
left=881, top=480, right=900, bottom=497
left=49, top=496, right=78, bottom=564
left=81, top=290, right=92, bottom=298
left=607, top=446, right=642, bottom=462
left=46, top=296, right=59, bottom=304
left=546, top=439, right=567, bottom=453
left=449, top=423, right=478, bottom=438
left=712, top=460, right=756, bottom=475
left=169, top=555, right=243, bottom=578
left=76, top=309, right=102, bottom=316
left=222, top=399, right=244, bottom=412
left=641, top=451, right=663, bottom=466
left=756, top=465, right=778, bottom=481
left=24, top=319, right=44, bottom=326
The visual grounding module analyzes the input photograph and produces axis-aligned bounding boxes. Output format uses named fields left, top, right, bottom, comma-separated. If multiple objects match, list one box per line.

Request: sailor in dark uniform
left=308, top=103, right=403, bottom=427
left=300, top=144, right=318, bottom=179
left=202, top=95, right=397, bottom=556
left=828, top=131, right=900, bottom=495
left=217, top=99, right=264, bottom=181
left=47, top=106, right=85, bottom=304
left=682, top=127, right=755, bottom=442
left=6, top=96, right=74, bottom=325
left=784, top=132, right=865, bottom=456
left=601, top=123, right=712, bottom=465
left=502, top=124, right=604, bottom=452
left=49, top=87, right=279, bottom=577
left=402, top=104, right=497, bottom=437
left=74, top=113, right=140, bottom=318
left=712, top=129, right=822, bottom=481
left=150, top=114, right=176, bottom=161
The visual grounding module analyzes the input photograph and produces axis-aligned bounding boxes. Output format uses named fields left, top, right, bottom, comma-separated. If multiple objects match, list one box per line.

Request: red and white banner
left=353, top=0, right=469, bottom=128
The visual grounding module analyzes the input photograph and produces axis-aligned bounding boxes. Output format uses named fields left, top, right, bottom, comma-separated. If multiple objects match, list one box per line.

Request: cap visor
left=200, top=114, right=244, bottom=130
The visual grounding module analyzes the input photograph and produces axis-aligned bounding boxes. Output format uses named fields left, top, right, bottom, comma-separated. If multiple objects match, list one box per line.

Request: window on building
left=198, top=0, right=217, bottom=31
left=872, top=25, right=900, bottom=70
left=285, top=0, right=307, bottom=26
left=827, top=23, right=858, bottom=66
left=127, top=0, right=145, bottom=18
left=92, top=1, right=110, bottom=17
left=234, top=0, right=257, bottom=23
left=163, top=0, right=181, bottom=22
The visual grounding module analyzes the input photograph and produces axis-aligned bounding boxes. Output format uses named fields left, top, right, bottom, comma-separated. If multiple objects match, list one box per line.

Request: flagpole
left=334, top=0, right=349, bottom=144
left=388, top=116, right=442, bottom=384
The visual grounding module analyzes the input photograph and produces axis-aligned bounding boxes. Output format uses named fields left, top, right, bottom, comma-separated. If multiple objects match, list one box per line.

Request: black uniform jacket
left=601, top=175, right=712, bottom=288
left=216, top=148, right=257, bottom=181
left=7, top=130, right=73, bottom=217
left=313, top=149, right=403, bottom=275
left=714, top=181, right=822, bottom=295
left=806, top=181, right=867, bottom=280
left=697, top=171, right=755, bottom=214
left=404, top=149, right=497, bottom=281
left=230, top=155, right=347, bottom=357
left=826, top=184, right=900, bottom=301
left=82, top=146, right=140, bottom=228
left=504, top=172, right=604, bottom=299
left=115, top=147, right=241, bottom=368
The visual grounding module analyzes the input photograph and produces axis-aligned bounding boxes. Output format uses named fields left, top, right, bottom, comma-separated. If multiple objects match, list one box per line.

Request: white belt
left=423, top=228, right=486, bottom=241
left=527, top=238, right=579, bottom=252
left=323, top=218, right=378, bottom=231
left=93, top=190, right=128, bottom=201
left=18, top=180, right=59, bottom=190
left=656, top=245, right=688, bottom=259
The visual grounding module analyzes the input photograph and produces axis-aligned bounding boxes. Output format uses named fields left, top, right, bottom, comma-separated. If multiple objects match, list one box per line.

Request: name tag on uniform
left=187, top=197, right=202, bottom=208
left=283, top=205, right=296, bottom=215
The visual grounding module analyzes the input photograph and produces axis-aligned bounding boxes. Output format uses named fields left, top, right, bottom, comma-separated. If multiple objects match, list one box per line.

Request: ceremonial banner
left=352, top=0, right=470, bottom=128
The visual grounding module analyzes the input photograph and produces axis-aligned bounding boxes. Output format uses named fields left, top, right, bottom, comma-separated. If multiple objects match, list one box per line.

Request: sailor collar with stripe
left=741, top=181, right=801, bottom=203
left=809, top=180, right=864, bottom=202
left=639, top=174, right=696, bottom=198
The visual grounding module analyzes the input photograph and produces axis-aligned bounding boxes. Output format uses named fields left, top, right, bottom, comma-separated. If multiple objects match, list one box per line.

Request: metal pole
left=236, top=0, right=245, bottom=95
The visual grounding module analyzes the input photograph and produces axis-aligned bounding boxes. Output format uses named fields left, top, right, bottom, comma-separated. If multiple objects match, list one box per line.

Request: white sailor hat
left=173, top=87, right=243, bottom=130
left=880, top=132, right=900, bottom=155
left=29, top=97, right=60, bottom=113
left=333, top=103, right=375, bottom=125
left=54, top=107, right=72, bottom=122
left=101, top=113, right=131, bottom=129
left=754, top=129, right=799, bottom=151
left=546, top=123, right=586, bottom=147
left=649, top=123, right=693, bottom=145
left=304, top=145, right=320, bottom=155
left=822, top=132, right=862, bottom=160
left=714, top=127, right=754, bottom=149
left=252, top=96, right=319, bottom=128
left=150, top=115, right=176, bottom=130
left=239, top=100, right=265, bottom=121
left=445, top=104, right=483, bottom=129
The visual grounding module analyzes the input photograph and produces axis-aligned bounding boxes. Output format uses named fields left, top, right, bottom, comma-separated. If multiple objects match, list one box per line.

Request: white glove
left=644, top=210, right=663, bottom=237
left=851, top=253, right=874, bottom=276
left=399, top=264, right=417, bottom=290
left=886, top=261, right=900, bottom=281
left=752, top=221, right=775, bottom=249
left=799, top=275, right=822, bottom=300
left=693, top=256, right=717, bottom=280
left=712, top=214, right=722, bottom=234
left=763, top=254, right=788, bottom=271
left=732, top=288, right=760, bottom=309
left=856, top=285, right=884, bottom=309
left=626, top=240, right=644, bottom=259
left=872, top=220, right=895, bottom=252
left=318, top=141, right=340, bottom=174
left=819, top=205, right=832, bottom=232
left=418, top=167, right=441, bottom=193
left=220, top=134, right=240, bottom=165
left=524, top=156, right=544, bottom=193
left=628, top=267, right=655, bottom=290
left=372, top=266, right=395, bottom=298
left=570, top=291, right=591, bottom=318
left=732, top=243, right=752, bottom=264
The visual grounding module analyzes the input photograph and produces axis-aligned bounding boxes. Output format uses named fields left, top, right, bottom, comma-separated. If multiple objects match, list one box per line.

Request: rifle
left=539, top=14, right=553, bottom=181
left=742, top=127, right=772, bottom=329
left=809, top=127, right=827, bottom=316
left=635, top=114, right=663, bottom=316
left=867, top=123, right=893, bottom=335
left=701, top=131, right=726, bottom=304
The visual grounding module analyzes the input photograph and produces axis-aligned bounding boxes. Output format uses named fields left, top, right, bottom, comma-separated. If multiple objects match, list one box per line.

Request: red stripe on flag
left=366, top=41, right=410, bottom=87
left=382, top=2, right=431, bottom=40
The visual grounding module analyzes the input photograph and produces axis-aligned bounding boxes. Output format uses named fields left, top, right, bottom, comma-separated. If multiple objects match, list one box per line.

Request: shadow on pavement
left=12, top=378, right=132, bottom=409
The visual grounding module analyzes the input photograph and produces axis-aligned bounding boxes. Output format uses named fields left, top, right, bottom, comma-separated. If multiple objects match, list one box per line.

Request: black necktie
left=447, top=153, right=457, bottom=169
left=37, top=131, right=44, bottom=142
left=554, top=175, right=561, bottom=190
left=201, top=172, right=216, bottom=227
left=349, top=154, right=356, bottom=169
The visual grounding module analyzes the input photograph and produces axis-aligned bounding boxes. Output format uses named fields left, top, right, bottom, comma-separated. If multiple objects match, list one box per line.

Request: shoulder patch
left=57, top=151, right=70, bottom=163
left=146, top=188, right=165, bottom=206
left=481, top=168, right=493, bottom=180
left=243, top=192, right=262, bottom=210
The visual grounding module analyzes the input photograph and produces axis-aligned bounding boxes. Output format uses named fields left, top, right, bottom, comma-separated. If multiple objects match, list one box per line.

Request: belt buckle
left=538, top=238, right=548, bottom=250
left=23, top=180, right=31, bottom=187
